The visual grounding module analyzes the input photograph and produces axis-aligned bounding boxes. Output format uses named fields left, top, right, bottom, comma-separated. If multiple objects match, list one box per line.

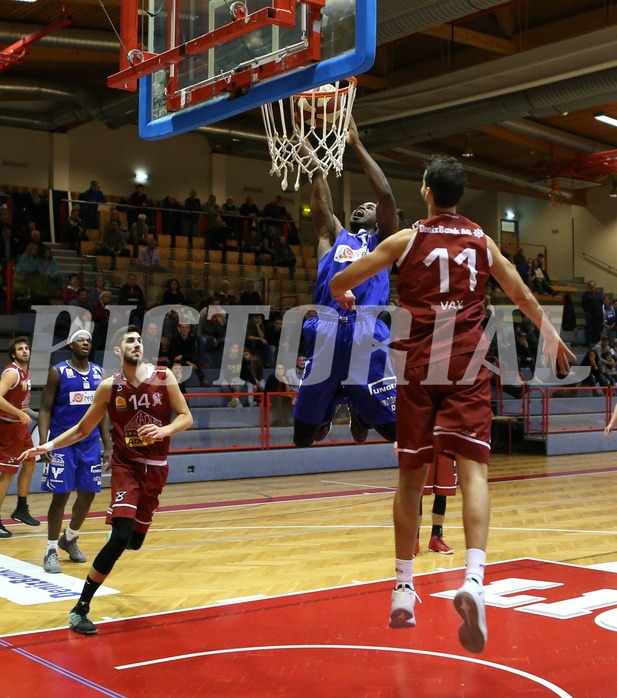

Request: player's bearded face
left=122, top=335, right=143, bottom=365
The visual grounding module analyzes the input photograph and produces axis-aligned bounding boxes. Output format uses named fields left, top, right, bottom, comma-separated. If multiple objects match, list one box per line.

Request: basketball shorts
left=397, top=354, right=492, bottom=470
left=106, top=459, right=169, bottom=534
left=41, top=436, right=102, bottom=494
left=0, top=420, right=33, bottom=473
left=293, top=315, right=397, bottom=427
left=423, top=454, right=457, bottom=497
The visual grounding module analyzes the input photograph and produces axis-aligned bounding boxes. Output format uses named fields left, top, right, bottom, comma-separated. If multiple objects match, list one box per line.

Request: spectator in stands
left=78, top=180, right=106, bottom=230
left=160, top=194, right=184, bottom=243
left=243, top=227, right=262, bottom=263
left=162, top=278, right=185, bottom=306
left=143, top=321, right=172, bottom=368
left=536, top=253, right=552, bottom=285
left=582, top=280, right=604, bottom=345
left=41, top=246, right=62, bottom=295
left=202, top=194, right=222, bottom=232
left=163, top=308, right=180, bottom=341
left=183, top=189, right=202, bottom=246
left=206, top=214, right=228, bottom=254
left=137, top=236, right=166, bottom=272
left=170, top=322, right=207, bottom=386
left=15, top=242, right=42, bottom=276
left=0, top=225, right=17, bottom=262
left=197, top=303, right=226, bottom=369
left=128, top=213, right=151, bottom=257
left=513, top=247, right=526, bottom=269
left=286, top=354, right=305, bottom=390
left=117, top=272, right=147, bottom=326
left=516, top=256, right=533, bottom=290
left=593, top=336, right=615, bottom=362
left=530, top=258, right=558, bottom=296
left=264, top=363, right=294, bottom=426
left=240, top=196, right=261, bottom=233
left=62, top=273, right=80, bottom=305
left=65, top=208, right=88, bottom=253
left=221, top=196, right=240, bottom=241
left=261, top=194, right=288, bottom=236
left=261, top=226, right=276, bottom=265
left=602, top=296, right=616, bottom=346
left=483, top=293, right=495, bottom=323
left=127, top=183, right=149, bottom=228
left=265, top=316, right=285, bottom=368
left=272, top=234, right=296, bottom=279
left=397, top=209, right=409, bottom=229
left=245, top=313, right=268, bottom=364
left=240, top=279, right=262, bottom=305
left=601, top=350, right=617, bottom=386
left=92, top=290, right=112, bottom=350
left=244, top=347, right=265, bottom=393
left=515, top=332, right=536, bottom=375
left=220, top=342, right=257, bottom=407
left=89, top=275, right=108, bottom=305
left=97, top=218, right=129, bottom=267
left=70, top=287, right=95, bottom=326
left=213, top=278, right=236, bottom=305
left=580, top=349, right=609, bottom=394
left=17, top=222, right=45, bottom=257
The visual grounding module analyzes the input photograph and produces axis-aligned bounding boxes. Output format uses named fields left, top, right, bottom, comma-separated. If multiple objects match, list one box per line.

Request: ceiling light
left=462, top=133, right=474, bottom=158
left=594, top=113, right=617, bottom=128
left=610, top=178, right=617, bottom=198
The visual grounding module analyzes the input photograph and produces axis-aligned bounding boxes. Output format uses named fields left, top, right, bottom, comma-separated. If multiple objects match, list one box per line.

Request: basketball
left=297, top=84, right=343, bottom=123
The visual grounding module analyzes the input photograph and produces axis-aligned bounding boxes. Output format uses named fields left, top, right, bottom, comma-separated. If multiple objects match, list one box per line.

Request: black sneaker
left=314, top=421, right=332, bottom=442
left=349, top=405, right=370, bottom=445
left=0, top=522, right=12, bottom=539
left=11, top=506, right=40, bottom=527
left=69, top=607, right=98, bottom=635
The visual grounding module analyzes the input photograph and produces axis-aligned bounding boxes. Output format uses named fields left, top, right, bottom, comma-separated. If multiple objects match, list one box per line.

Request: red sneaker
left=414, top=538, right=420, bottom=557
left=428, top=535, right=453, bottom=554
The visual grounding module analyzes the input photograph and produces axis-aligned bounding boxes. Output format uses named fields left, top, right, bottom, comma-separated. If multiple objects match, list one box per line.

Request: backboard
left=109, top=0, right=375, bottom=140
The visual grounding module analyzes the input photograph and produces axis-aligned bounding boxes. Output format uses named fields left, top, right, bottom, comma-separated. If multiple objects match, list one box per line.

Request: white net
left=261, top=77, right=357, bottom=191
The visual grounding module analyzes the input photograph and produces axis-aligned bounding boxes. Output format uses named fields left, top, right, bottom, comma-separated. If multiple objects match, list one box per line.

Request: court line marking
left=113, top=643, right=572, bottom=697
left=0, top=638, right=125, bottom=697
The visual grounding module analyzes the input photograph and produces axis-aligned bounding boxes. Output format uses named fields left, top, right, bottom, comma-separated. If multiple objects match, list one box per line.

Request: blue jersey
left=313, top=228, right=389, bottom=315
left=49, top=361, right=105, bottom=440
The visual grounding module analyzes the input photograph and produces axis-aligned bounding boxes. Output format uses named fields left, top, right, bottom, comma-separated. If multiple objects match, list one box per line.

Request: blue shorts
left=294, top=315, right=397, bottom=427
left=41, top=436, right=103, bottom=494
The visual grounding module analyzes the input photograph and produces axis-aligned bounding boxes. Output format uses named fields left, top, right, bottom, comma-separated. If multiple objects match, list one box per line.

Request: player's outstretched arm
left=311, top=169, right=342, bottom=261
left=18, top=378, right=113, bottom=462
left=346, top=117, right=398, bottom=240
left=605, top=403, right=617, bottom=435
left=487, top=237, right=575, bottom=376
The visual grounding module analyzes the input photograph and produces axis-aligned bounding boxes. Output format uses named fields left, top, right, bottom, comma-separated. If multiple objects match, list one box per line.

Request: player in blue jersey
left=293, top=119, right=399, bottom=447
left=38, top=329, right=112, bottom=573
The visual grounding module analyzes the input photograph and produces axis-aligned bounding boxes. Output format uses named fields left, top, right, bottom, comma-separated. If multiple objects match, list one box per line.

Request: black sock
left=431, top=524, right=443, bottom=538
left=76, top=576, right=102, bottom=610
left=17, top=496, right=27, bottom=509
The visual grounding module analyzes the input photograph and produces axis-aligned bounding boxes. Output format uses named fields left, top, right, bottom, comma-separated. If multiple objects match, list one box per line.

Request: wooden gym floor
left=1, top=451, right=617, bottom=696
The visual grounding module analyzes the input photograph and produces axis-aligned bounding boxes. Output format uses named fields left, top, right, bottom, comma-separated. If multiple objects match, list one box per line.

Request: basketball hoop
left=549, top=179, right=564, bottom=208
left=261, top=77, right=357, bottom=191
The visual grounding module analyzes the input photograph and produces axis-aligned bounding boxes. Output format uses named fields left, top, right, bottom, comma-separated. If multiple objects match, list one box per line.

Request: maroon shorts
left=424, top=454, right=457, bottom=496
left=106, top=459, right=169, bottom=534
left=396, top=354, right=492, bottom=470
left=0, top=420, right=33, bottom=473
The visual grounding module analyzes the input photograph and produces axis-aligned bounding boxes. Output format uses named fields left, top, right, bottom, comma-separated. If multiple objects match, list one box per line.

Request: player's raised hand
left=18, top=444, right=47, bottom=463
left=346, top=116, right=359, bottom=147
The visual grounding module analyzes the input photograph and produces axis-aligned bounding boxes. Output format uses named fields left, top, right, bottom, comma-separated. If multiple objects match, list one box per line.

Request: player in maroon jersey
left=20, top=325, right=193, bottom=634
left=0, top=336, right=40, bottom=538
left=330, top=155, right=574, bottom=653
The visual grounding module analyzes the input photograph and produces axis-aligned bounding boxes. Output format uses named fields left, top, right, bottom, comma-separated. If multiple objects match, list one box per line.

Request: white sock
left=395, top=558, right=414, bottom=588
left=65, top=526, right=79, bottom=542
left=47, top=540, right=58, bottom=553
left=465, top=548, right=486, bottom=585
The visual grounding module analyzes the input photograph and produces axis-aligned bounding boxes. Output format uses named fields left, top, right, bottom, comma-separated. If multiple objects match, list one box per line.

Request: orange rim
left=293, top=76, right=357, bottom=100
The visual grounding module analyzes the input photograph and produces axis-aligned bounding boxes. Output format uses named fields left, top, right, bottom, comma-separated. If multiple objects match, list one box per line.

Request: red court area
left=2, top=559, right=617, bottom=697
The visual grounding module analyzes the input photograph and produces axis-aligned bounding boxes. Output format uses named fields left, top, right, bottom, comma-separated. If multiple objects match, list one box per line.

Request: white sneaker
left=454, top=578, right=487, bottom=653
left=389, top=584, right=419, bottom=628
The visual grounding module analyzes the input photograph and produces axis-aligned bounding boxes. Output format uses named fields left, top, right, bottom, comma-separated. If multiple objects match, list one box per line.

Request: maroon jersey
left=396, top=212, right=491, bottom=367
left=0, top=362, right=31, bottom=423
left=108, top=365, right=171, bottom=465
